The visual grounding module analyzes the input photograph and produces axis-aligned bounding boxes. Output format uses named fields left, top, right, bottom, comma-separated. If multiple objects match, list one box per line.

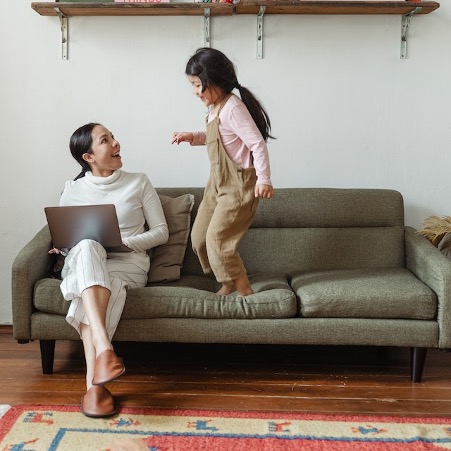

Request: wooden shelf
left=31, top=2, right=234, bottom=16
left=30, top=1, right=441, bottom=60
left=236, top=1, right=440, bottom=15
left=31, top=1, right=440, bottom=17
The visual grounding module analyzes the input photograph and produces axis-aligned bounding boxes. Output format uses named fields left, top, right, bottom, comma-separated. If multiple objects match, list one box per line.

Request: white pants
left=60, top=239, right=148, bottom=339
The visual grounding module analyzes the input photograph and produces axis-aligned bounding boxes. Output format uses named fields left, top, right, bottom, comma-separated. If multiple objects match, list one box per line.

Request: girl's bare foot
left=217, top=283, right=235, bottom=295
left=217, top=275, right=254, bottom=297
left=237, top=288, right=254, bottom=296
left=234, top=274, right=254, bottom=297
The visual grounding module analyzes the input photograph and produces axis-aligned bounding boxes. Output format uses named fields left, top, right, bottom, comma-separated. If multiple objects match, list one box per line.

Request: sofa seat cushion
left=291, top=268, right=437, bottom=319
left=33, top=273, right=297, bottom=320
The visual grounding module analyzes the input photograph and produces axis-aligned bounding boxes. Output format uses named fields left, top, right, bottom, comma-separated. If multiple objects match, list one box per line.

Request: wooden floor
left=2, top=326, right=451, bottom=417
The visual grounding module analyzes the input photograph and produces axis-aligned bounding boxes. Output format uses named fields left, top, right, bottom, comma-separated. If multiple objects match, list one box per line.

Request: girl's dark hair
left=69, top=122, right=101, bottom=180
left=185, top=48, right=273, bottom=141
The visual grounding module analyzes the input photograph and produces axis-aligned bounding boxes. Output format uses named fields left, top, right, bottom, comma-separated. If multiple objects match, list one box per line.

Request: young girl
left=50, top=123, right=168, bottom=417
left=172, top=47, right=273, bottom=297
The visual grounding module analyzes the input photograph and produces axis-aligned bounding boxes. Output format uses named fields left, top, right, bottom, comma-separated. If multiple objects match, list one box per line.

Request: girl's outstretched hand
left=255, top=184, right=274, bottom=199
left=171, top=132, right=193, bottom=145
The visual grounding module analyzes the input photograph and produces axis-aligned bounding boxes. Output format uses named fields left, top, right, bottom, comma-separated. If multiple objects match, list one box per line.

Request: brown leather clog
left=81, top=385, right=116, bottom=418
left=92, top=350, right=125, bottom=385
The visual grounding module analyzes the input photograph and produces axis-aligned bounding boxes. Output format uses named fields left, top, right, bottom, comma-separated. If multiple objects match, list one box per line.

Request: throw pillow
left=148, top=194, right=195, bottom=283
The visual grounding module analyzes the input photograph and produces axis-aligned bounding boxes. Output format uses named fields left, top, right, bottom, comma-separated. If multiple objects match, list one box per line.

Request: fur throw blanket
left=417, top=216, right=451, bottom=258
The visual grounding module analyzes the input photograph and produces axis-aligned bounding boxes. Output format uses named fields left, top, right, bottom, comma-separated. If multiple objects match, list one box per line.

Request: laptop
left=44, top=204, right=132, bottom=253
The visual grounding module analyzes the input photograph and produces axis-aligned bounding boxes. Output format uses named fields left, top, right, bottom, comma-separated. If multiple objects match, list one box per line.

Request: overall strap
left=205, top=93, right=232, bottom=125
left=217, top=94, right=233, bottom=117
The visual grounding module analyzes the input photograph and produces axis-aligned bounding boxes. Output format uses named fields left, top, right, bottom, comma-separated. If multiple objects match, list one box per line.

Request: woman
left=50, top=123, right=169, bottom=417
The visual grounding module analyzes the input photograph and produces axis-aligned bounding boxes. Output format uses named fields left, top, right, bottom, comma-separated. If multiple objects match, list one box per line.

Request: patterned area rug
left=1, top=405, right=451, bottom=450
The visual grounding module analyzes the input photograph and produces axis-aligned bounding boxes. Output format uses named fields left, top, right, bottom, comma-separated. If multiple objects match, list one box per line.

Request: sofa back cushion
left=155, top=188, right=405, bottom=277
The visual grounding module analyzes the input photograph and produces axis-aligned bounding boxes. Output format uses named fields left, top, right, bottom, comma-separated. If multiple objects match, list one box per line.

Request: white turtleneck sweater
left=59, top=170, right=169, bottom=273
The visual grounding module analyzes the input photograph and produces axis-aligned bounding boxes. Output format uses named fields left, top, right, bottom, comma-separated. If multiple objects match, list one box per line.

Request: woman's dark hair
left=69, top=122, right=101, bottom=180
left=185, top=48, right=273, bottom=141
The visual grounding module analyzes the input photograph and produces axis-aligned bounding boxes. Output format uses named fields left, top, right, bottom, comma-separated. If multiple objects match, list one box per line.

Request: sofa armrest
left=405, top=226, right=451, bottom=348
left=12, top=225, right=54, bottom=341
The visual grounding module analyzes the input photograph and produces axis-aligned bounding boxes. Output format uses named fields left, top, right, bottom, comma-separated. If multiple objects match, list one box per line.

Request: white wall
left=1, top=1, right=450, bottom=324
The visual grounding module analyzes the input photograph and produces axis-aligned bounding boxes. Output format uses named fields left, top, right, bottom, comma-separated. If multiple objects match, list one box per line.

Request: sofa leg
left=40, top=340, right=55, bottom=375
left=410, top=347, right=427, bottom=383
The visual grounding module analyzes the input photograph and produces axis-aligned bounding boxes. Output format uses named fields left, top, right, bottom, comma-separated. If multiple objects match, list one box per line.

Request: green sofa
left=12, top=188, right=450, bottom=382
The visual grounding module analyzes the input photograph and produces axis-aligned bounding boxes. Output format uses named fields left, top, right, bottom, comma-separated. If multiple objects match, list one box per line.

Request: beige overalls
left=191, top=95, right=259, bottom=283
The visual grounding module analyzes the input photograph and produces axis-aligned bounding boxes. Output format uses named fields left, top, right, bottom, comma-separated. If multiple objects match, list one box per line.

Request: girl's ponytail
left=236, top=84, right=273, bottom=142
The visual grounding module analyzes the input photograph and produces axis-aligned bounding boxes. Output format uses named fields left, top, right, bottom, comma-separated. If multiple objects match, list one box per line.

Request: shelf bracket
left=257, top=6, right=266, bottom=59
left=401, top=7, right=422, bottom=60
left=204, top=8, right=211, bottom=48
left=54, top=7, right=68, bottom=60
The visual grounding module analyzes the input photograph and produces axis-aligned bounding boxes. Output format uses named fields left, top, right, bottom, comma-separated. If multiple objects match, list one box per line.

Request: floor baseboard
left=0, top=325, right=13, bottom=334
